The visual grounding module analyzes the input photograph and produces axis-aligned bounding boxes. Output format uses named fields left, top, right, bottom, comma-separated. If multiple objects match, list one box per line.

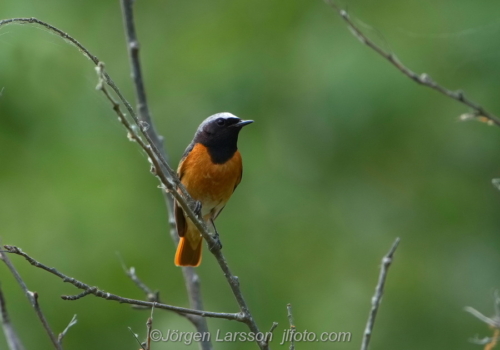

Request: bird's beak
left=232, top=120, right=254, bottom=128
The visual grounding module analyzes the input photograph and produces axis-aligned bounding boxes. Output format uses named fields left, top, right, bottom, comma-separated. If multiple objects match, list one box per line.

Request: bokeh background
left=1, top=0, right=500, bottom=349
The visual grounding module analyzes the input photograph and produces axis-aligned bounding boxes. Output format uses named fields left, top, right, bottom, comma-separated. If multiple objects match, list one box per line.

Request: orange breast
left=178, top=143, right=242, bottom=215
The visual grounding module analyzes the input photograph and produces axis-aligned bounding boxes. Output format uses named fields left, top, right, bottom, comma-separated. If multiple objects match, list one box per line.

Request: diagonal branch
left=0, top=249, right=61, bottom=350
left=324, top=1, right=500, bottom=127
left=0, top=282, right=25, bottom=350
left=361, top=237, right=400, bottom=350
left=3, top=245, right=244, bottom=322
left=0, top=16, right=266, bottom=349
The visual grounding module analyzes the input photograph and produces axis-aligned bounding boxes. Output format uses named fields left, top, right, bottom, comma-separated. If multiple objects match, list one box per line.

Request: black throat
left=196, top=132, right=239, bottom=164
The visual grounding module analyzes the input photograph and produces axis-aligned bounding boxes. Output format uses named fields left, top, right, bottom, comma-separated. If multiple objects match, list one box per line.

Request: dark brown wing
left=174, top=143, right=194, bottom=237
left=178, top=142, right=195, bottom=176
left=174, top=200, right=187, bottom=237
left=234, top=157, right=242, bottom=191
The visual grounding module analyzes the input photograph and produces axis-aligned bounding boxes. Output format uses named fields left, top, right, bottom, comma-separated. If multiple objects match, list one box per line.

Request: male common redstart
left=174, top=113, right=253, bottom=267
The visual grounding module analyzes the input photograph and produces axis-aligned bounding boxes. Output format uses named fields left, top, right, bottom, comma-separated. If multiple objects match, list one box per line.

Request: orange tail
left=175, top=234, right=202, bottom=267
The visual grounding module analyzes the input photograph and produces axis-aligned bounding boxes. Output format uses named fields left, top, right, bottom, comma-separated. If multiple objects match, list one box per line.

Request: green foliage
left=1, top=0, right=500, bottom=349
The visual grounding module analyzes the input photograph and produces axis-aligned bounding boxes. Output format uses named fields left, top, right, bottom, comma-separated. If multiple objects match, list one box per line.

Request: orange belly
left=178, top=143, right=242, bottom=219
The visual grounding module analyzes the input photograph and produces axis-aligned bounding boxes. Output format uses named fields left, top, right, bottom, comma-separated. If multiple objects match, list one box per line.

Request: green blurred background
left=1, top=0, right=500, bottom=349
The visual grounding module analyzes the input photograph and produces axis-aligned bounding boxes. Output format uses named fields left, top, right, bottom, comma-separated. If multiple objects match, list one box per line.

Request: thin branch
left=1, top=16, right=265, bottom=349
left=324, top=1, right=500, bottom=127
left=263, top=322, right=279, bottom=347
left=117, top=252, right=158, bottom=303
left=57, top=314, right=77, bottom=346
left=360, top=237, right=400, bottom=350
left=3, top=245, right=244, bottom=322
left=120, top=0, right=164, bottom=158
left=146, top=304, right=155, bottom=350
left=62, top=290, right=92, bottom=301
left=287, top=304, right=296, bottom=350
left=128, top=327, right=146, bottom=350
left=117, top=253, right=199, bottom=323
left=465, top=307, right=500, bottom=328
left=0, top=249, right=61, bottom=350
left=0, top=282, right=25, bottom=350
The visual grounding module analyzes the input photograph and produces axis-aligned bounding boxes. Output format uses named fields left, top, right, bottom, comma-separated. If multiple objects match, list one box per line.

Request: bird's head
left=194, top=112, right=253, bottom=146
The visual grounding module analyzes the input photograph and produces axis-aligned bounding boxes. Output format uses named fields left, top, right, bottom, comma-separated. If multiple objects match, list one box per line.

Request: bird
left=174, top=112, right=253, bottom=267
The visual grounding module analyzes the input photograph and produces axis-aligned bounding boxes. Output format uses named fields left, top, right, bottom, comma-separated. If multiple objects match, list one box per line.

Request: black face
left=192, top=113, right=253, bottom=164
left=202, top=116, right=243, bottom=137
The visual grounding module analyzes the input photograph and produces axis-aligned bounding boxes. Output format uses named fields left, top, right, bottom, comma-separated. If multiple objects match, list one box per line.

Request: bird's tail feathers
left=175, top=228, right=202, bottom=267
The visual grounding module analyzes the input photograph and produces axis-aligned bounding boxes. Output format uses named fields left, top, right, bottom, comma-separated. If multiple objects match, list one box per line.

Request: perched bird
left=174, top=113, right=253, bottom=267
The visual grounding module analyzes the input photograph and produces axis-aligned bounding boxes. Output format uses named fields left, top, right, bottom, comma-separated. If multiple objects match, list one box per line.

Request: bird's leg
left=191, top=200, right=202, bottom=219
left=209, top=218, right=223, bottom=251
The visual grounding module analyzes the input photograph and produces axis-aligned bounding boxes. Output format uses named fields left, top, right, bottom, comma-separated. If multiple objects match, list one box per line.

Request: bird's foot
left=192, top=200, right=202, bottom=218
left=209, top=232, right=223, bottom=252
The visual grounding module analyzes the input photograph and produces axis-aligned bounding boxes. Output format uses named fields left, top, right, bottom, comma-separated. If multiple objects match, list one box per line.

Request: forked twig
left=57, top=314, right=77, bottom=346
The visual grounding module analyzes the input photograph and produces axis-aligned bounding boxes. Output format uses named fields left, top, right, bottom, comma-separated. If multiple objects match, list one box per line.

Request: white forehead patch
left=196, top=112, right=240, bottom=133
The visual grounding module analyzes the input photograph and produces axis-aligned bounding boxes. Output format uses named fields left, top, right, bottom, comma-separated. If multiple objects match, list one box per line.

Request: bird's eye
left=216, top=118, right=225, bottom=126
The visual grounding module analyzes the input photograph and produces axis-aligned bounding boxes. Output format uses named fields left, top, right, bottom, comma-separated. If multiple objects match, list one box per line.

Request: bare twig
left=57, top=314, right=77, bottom=346
left=120, top=0, right=164, bottom=158
left=467, top=294, right=500, bottom=350
left=287, top=304, right=296, bottom=350
left=117, top=252, right=159, bottom=303
left=3, top=245, right=244, bottom=322
left=62, top=290, right=92, bottom=301
left=360, top=237, right=400, bottom=350
left=465, top=307, right=500, bottom=328
left=264, top=322, right=279, bottom=347
left=128, top=327, right=146, bottom=350
left=146, top=304, right=155, bottom=350
left=324, top=1, right=500, bottom=127
left=0, top=249, right=61, bottom=350
left=0, top=282, right=25, bottom=350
